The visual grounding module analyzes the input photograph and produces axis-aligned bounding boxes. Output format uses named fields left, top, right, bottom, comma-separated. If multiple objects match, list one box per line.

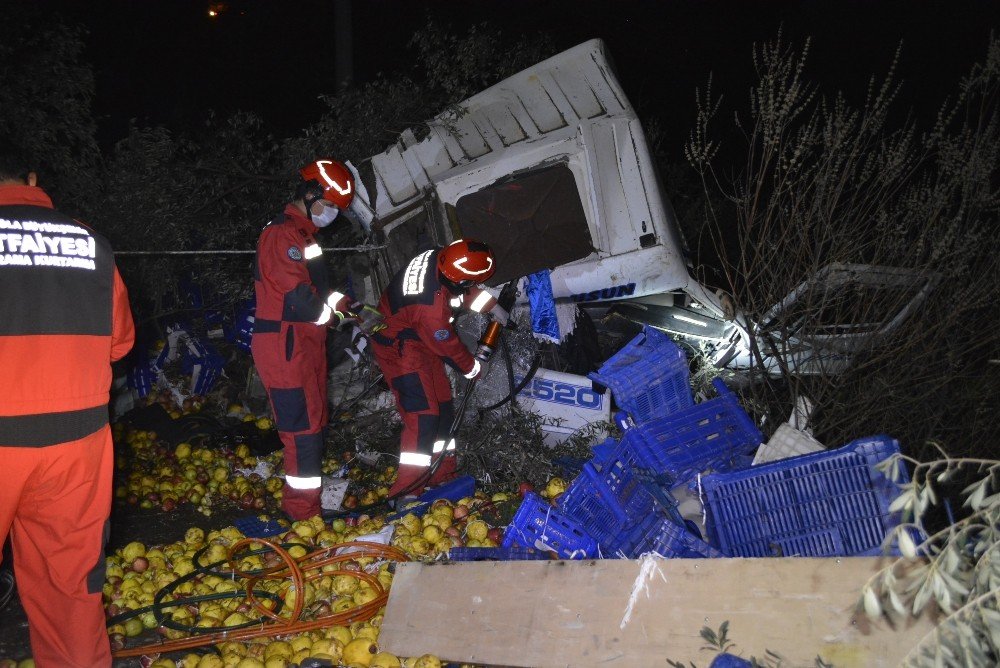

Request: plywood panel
left=380, top=557, right=937, bottom=667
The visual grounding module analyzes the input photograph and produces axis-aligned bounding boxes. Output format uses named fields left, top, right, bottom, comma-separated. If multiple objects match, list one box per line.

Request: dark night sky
left=26, top=0, right=1000, bottom=155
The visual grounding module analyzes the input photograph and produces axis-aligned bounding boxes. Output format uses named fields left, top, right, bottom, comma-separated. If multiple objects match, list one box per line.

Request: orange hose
left=112, top=539, right=409, bottom=659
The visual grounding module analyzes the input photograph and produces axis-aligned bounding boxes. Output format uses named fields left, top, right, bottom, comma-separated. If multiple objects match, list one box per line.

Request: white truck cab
left=346, top=39, right=934, bottom=377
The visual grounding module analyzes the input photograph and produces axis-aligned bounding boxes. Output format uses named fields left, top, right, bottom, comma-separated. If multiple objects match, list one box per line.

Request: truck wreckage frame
left=340, top=38, right=936, bottom=385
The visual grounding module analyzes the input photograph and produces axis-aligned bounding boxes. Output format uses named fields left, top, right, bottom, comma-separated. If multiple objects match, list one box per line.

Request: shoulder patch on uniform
left=287, top=246, right=303, bottom=261
left=433, top=329, right=451, bottom=341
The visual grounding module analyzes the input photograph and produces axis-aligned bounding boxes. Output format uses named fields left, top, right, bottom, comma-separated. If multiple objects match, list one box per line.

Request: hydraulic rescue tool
left=449, top=318, right=502, bottom=435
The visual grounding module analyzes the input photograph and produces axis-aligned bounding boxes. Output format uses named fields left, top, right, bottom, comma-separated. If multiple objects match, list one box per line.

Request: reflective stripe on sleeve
left=326, top=291, right=346, bottom=310
left=285, top=475, right=322, bottom=489
left=399, top=452, right=432, bottom=467
left=314, top=304, right=333, bottom=325
left=469, top=290, right=493, bottom=312
left=304, top=244, right=323, bottom=260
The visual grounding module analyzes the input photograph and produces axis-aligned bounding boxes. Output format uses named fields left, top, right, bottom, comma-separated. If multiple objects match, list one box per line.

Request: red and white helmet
left=298, top=159, right=355, bottom=208
left=437, top=239, right=496, bottom=285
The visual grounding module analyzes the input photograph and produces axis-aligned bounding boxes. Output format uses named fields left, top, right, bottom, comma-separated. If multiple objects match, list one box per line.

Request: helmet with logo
left=437, top=239, right=496, bottom=289
left=297, top=159, right=355, bottom=209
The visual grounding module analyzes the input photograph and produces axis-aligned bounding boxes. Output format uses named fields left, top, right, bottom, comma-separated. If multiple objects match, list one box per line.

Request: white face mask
left=312, top=202, right=339, bottom=228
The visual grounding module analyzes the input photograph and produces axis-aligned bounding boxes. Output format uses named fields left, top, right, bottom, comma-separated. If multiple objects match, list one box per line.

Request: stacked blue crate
left=556, top=461, right=635, bottom=552
left=547, top=328, right=759, bottom=560
left=181, top=338, right=226, bottom=395
left=588, top=326, right=694, bottom=423
left=127, top=351, right=156, bottom=398
left=701, top=435, right=909, bottom=557
left=226, top=297, right=256, bottom=354
left=619, top=378, right=763, bottom=484
left=558, top=439, right=719, bottom=557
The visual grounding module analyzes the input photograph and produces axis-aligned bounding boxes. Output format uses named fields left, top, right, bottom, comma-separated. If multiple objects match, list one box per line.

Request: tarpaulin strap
left=525, top=270, right=560, bottom=343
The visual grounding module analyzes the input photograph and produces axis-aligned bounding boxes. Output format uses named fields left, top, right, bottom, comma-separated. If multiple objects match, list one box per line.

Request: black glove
left=497, top=280, right=518, bottom=312
left=495, top=280, right=519, bottom=329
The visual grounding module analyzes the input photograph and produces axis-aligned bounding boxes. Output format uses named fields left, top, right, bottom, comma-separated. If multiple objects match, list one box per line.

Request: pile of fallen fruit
left=0, top=384, right=578, bottom=667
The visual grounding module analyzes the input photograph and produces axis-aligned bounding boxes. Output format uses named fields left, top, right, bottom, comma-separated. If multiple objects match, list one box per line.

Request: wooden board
left=380, top=557, right=938, bottom=667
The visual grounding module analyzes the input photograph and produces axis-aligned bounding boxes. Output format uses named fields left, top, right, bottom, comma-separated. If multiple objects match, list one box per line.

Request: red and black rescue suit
left=252, top=203, right=350, bottom=519
left=371, top=248, right=500, bottom=496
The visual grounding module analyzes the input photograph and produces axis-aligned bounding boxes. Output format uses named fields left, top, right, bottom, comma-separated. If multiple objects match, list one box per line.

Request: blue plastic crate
left=416, top=475, right=476, bottom=504
left=234, top=516, right=286, bottom=539
left=631, top=473, right=690, bottom=528
left=559, top=456, right=687, bottom=552
left=447, top=546, right=552, bottom=561
left=387, top=475, right=477, bottom=521
left=611, top=513, right=727, bottom=559
left=621, top=378, right=762, bottom=484
left=702, top=435, right=907, bottom=557
left=502, top=492, right=599, bottom=559
left=599, top=452, right=687, bottom=527
left=127, top=357, right=156, bottom=398
left=741, top=528, right=846, bottom=558
left=551, top=456, right=589, bottom=477
left=588, top=326, right=694, bottom=423
left=590, top=437, right=618, bottom=468
left=557, top=463, right=632, bottom=550
left=599, top=441, right=640, bottom=500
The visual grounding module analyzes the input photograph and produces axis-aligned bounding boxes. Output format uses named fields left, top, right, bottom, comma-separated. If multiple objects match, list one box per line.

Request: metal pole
left=334, top=0, right=353, bottom=93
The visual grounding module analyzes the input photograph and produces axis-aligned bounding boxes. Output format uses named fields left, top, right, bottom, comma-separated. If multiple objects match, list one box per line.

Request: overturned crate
left=588, top=325, right=694, bottom=423
left=701, top=435, right=910, bottom=557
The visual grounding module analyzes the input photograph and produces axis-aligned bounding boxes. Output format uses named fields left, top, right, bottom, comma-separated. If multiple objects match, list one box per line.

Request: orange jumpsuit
left=0, top=184, right=135, bottom=667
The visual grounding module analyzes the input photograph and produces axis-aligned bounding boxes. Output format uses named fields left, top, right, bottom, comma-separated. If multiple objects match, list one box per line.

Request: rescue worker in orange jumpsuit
left=371, top=239, right=509, bottom=497
left=0, top=151, right=135, bottom=667
left=252, top=158, right=358, bottom=520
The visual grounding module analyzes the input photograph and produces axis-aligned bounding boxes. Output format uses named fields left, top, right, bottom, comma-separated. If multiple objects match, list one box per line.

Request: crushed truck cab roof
left=350, top=38, right=693, bottom=305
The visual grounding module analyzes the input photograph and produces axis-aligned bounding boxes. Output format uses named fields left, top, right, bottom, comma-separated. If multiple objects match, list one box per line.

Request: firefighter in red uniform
left=0, top=150, right=135, bottom=667
left=252, top=158, right=358, bottom=520
left=371, top=239, right=509, bottom=497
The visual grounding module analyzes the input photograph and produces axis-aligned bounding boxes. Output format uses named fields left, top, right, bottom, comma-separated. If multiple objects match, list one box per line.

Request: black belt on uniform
left=371, top=332, right=393, bottom=346
left=371, top=329, right=420, bottom=348
left=254, top=318, right=282, bottom=333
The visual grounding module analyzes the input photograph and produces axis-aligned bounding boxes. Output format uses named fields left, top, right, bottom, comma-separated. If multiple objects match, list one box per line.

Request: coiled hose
left=109, top=539, right=408, bottom=658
